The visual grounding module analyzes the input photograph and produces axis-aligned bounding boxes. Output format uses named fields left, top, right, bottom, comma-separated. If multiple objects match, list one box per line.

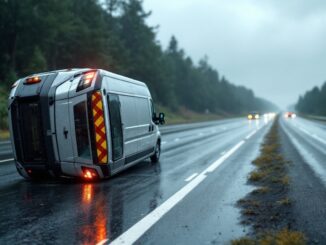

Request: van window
left=150, top=99, right=156, bottom=121
left=108, top=94, right=123, bottom=160
left=136, top=98, right=151, bottom=125
left=119, top=95, right=138, bottom=128
left=74, top=101, right=91, bottom=159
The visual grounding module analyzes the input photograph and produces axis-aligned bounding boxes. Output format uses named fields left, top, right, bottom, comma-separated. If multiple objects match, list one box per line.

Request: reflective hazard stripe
left=92, top=91, right=108, bottom=164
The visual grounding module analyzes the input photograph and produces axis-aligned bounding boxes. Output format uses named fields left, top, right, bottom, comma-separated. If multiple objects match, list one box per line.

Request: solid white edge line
left=110, top=174, right=207, bottom=245
left=298, top=127, right=326, bottom=145
left=245, top=130, right=257, bottom=140
left=205, top=141, right=245, bottom=174
left=96, top=239, right=109, bottom=245
left=312, top=134, right=326, bottom=145
left=109, top=140, right=245, bottom=245
left=0, top=158, right=14, bottom=163
left=185, top=173, right=198, bottom=182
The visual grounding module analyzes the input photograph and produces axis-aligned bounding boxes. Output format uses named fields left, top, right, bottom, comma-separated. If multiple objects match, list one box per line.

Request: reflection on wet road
left=0, top=117, right=278, bottom=244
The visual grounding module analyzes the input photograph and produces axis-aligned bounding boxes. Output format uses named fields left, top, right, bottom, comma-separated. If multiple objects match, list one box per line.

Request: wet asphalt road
left=1, top=116, right=323, bottom=244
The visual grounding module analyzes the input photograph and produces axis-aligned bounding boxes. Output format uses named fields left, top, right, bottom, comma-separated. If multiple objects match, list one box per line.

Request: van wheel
left=151, top=142, right=161, bottom=163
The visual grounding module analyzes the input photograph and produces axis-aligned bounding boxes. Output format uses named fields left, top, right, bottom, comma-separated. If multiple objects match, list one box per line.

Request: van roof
left=100, top=69, right=147, bottom=87
left=32, top=68, right=147, bottom=88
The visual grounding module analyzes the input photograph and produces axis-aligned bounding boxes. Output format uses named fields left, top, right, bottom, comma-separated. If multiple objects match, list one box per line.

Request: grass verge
left=232, top=117, right=306, bottom=245
left=156, top=105, right=236, bottom=125
left=0, top=129, right=10, bottom=140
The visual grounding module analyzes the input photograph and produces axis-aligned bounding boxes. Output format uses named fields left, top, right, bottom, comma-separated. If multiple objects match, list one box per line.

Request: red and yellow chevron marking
left=92, top=91, right=108, bottom=164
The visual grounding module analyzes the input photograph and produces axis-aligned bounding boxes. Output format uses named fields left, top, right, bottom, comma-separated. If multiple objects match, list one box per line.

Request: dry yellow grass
left=232, top=229, right=306, bottom=245
left=253, top=155, right=274, bottom=166
left=231, top=238, right=255, bottom=245
left=252, top=187, right=270, bottom=194
left=277, top=198, right=291, bottom=206
left=281, top=176, right=290, bottom=186
left=0, top=130, right=10, bottom=140
left=249, top=171, right=267, bottom=181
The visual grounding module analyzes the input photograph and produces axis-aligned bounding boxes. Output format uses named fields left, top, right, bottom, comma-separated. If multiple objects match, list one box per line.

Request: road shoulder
left=280, top=124, right=326, bottom=244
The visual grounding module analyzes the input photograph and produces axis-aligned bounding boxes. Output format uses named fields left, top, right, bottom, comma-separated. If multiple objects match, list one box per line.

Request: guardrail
left=302, top=115, right=326, bottom=122
left=159, top=118, right=240, bottom=135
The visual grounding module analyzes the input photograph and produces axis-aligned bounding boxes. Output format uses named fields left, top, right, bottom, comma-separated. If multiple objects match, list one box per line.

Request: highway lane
left=0, top=118, right=273, bottom=244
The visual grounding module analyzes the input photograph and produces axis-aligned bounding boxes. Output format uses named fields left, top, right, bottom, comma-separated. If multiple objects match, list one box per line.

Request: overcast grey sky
left=143, top=0, right=326, bottom=109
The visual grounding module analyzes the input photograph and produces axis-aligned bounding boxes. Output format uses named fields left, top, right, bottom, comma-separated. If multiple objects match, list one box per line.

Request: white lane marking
left=245, top=130, right=257, bottom=140
left=205, top=141, right=245, bottom=173
left=96, top=239, right=109, bottom=245
left=312, top=134, right=326, bottom=145
left=161, top=141, right=167, bottom=145
left=174, top=138, right=180, bottom=142
left=110, top=174, right=207, bottom=245
left=298, top=127, right=326, bottom=145
left=298, top=126, right=310, bottom=135
left=109, top=140, right=245, bottom=245
left=220, top=151, right=226, bottom=156
left=185, top=173, right=198, bottom=182
left=0, top=158, right=14, bottom=163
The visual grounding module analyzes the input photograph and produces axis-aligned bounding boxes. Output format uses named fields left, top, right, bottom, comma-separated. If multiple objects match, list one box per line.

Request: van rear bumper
left=15, top=160, right=110, bottom=180
left=15, top=161, right=61, bottom=179
left=61, top=162, right=110, bottom=179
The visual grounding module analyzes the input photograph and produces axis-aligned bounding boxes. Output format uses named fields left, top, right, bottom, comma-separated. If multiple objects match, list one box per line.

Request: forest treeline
left=0, top=0, right=277, bottom=128
left=296, top=81, right=326, bottom=116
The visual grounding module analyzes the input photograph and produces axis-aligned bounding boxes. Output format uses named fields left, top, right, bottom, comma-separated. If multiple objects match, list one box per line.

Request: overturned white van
left=8, top=69, right=165, bottom=180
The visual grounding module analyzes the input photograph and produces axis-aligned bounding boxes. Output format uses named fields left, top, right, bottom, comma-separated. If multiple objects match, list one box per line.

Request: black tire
left=150, top=142, right=161, bottom=163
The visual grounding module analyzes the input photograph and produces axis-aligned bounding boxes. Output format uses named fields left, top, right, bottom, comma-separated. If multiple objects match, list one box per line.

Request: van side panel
left=119, top=95, right=139, bottom=156
left=103, top=76, right=155, bottom=161
left=135, top=97, right=152, bottom=152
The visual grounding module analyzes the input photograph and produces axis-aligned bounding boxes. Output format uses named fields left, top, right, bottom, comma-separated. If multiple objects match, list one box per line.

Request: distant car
left=247, top=112, right=260, bottom=120
left=284, top=112, right=296, bottom=118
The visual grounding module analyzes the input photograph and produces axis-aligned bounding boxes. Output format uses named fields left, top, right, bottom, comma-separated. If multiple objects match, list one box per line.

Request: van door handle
left=63, top=127, right=69, bottom=139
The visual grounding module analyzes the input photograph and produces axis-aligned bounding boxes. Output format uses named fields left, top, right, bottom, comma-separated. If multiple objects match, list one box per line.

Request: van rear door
left=69, top=95, right=93, bottom=164
left=55, top=82, right=74, bottom=163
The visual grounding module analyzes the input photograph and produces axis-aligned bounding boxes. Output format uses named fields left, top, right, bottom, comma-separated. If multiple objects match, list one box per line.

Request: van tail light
left=82, top=167, right=99, bottom=180
left=77, top=71, right=97, bottom=92
left=91, top=91, right=108, bottom=164
left=25, top=76, right=41, bottom=85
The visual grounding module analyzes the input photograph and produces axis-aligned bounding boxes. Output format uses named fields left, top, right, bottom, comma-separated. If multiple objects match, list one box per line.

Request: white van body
left=8, top=69, right=163, bottom=180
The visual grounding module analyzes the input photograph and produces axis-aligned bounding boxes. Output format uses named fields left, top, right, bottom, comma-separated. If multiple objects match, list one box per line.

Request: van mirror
left=153, top=112, right=165, bottom=125
left=158, top=112, right=165, bottom=125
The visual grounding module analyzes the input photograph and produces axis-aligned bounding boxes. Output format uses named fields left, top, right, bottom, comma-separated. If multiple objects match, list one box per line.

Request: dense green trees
left=296, top=82, right=326, bottom=116
left=0, top=0, right=277, bottom=128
